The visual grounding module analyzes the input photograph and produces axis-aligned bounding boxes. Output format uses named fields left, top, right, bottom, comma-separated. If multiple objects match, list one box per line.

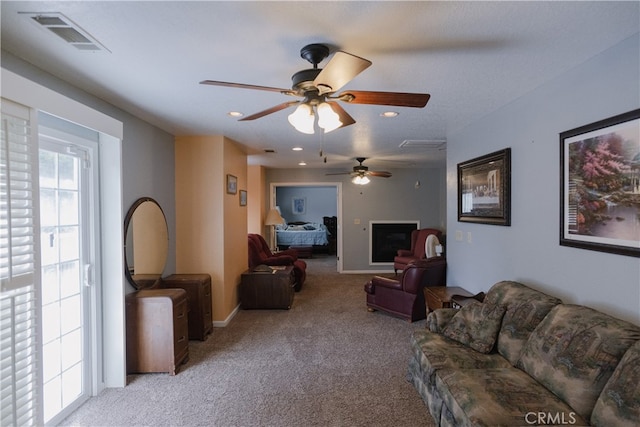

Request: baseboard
left=342, top=269, right=395, bottom=274
left=212, top=303, right=240, bottom=328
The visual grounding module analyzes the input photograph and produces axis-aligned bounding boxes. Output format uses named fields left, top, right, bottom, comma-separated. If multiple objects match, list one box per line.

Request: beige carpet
left=62, top=255, right=435, bottom=426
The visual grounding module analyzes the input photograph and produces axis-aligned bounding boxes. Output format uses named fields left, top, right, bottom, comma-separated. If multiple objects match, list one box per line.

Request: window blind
left=0, top=99, right=41, bottom=426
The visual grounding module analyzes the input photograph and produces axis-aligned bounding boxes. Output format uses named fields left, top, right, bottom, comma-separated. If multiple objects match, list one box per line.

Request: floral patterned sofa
left=407, top=281, right=640, bottom=426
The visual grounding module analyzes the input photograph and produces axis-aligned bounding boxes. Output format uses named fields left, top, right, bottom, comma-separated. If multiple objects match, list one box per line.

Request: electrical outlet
left=467, top=232, right=472, bottom=243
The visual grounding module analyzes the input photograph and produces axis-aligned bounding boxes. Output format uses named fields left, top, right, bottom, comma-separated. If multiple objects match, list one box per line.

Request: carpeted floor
left=62, top=255, right=435, bottom=426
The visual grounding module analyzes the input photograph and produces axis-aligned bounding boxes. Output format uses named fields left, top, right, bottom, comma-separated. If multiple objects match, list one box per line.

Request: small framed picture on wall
left=239, top=190, right=247, bottom=206
left=226, top=174, right=237, bottom=194
left=292, top=197, right=306, bottom=215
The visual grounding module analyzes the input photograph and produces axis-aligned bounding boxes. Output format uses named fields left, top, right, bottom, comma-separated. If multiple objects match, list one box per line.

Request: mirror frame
left=124, top=197, right=169, bottom=289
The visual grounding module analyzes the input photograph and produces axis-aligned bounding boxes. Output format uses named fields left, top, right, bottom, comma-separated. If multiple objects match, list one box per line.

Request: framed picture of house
left=457, top=148, right=511, bottom=226
left=292, top=197, right=306, bottom=215
left=226, top=174, right=237, bottom=194
left=560, top=109, right=640, bottom=257
left=239, top=190, right=247, bottom=206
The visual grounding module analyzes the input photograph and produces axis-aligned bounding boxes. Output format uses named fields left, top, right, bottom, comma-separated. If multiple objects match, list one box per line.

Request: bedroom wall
left=266, top=166, right=446, bottom=271
left=276, top=186, right=337, bottom=223
left=446, top=33, right=640, bottom=325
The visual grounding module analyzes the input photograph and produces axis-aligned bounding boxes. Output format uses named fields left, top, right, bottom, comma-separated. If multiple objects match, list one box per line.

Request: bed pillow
left=303, top=224, right=316, bottom=230
left=442, top=301, right=506, bottom=353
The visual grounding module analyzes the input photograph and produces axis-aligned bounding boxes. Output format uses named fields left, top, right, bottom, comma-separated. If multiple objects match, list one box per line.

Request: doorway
left=270, top=182, right=342, bottom=271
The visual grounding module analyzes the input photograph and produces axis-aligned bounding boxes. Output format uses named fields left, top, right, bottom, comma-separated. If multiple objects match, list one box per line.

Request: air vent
left=399, top=139, right=446, bottom=149
left=264, top=149, right=277, bottom=153
left=21, top=12, right=110, bottom=52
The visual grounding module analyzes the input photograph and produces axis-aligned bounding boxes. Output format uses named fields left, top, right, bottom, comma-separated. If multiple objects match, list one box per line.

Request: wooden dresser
left=126, top=288, right=189, bottom=375
left=161, top=274, right=213, bottom=341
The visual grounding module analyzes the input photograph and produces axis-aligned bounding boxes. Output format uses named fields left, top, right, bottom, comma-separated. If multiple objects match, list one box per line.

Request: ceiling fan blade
left=325, top=172, right=352, bottom=176
left=239, top=101, right=300, bottom=121
left=367, top=171, right=392, bottom=178
left=200, top=80, right=293, bottom=95
left=327, top=101, right=356, bottom=129
left=339, top=90, right=430, bottom=108
left=314, top=51, right=372, bottom=95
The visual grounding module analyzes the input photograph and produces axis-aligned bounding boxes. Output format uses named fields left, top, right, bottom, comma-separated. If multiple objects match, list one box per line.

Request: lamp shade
left=317, top=102, right=342, bottom=133
left=265, top=208, right=285, bottom=226
left=288, top=104, right=315, bottom=134
left=352, top=175, right=370, bottom=185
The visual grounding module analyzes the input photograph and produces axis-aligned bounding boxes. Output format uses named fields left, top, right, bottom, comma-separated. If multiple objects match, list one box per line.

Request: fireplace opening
left=370, top=221, right=419, bottom=264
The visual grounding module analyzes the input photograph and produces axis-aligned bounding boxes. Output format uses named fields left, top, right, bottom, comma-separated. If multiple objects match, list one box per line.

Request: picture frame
left=458, top=148, right=511, bottom=226
left=239, top=190, right=247, bottom=206
left=226, top=174, right=237, bottom=195
left=292, top=197, right=306, bottom=215
left=560, top=109, right=640, bottom=257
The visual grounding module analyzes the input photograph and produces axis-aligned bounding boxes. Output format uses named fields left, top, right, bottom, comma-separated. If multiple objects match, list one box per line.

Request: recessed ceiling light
left=380, top=111, right=399, bottom=118
left=298, top=161, right=307, bottom=166
left=292, top=147, right=303, bottom=151
left=228, top=111, right=244, bottom=117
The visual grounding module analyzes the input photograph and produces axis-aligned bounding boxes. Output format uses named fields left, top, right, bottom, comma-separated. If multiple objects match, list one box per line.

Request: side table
left=240, top=266, right=295, bottom=309
left=424, top=286, right=477, bottom=312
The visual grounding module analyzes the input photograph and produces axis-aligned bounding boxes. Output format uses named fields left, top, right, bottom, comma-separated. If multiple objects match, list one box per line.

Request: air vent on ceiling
left=399, top=139, right=446, bottom=149
left=264, top=149, right=277, bottom=153
left=21, top=12, right=110, bottom=52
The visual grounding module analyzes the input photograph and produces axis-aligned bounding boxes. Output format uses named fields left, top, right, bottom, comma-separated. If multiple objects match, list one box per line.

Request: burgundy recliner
left=364, top=257, right=446, bottom=322
left=393, top=228, right=442, bottom=274
left=247, top=233, right=307, bottom=291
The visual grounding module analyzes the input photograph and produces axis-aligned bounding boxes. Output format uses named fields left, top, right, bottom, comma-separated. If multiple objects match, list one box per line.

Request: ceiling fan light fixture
left=288, top=103, right=315, bottom=134
left=352, top=175, right=370, bottom=185
left=317, top=102, right=342, bottom=133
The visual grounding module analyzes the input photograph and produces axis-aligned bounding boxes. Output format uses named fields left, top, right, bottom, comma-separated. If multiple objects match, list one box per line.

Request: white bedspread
left=276, top=223, right=329, bottom=246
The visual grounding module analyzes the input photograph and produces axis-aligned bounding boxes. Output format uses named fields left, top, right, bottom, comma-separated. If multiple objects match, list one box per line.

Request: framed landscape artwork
left=458, top=148, right=511, bottom=226
left=226, top=174, right=237, bottom=195
left=239, top=190, right=247, bottom=206
left=560, top=109, right=640, bottom=257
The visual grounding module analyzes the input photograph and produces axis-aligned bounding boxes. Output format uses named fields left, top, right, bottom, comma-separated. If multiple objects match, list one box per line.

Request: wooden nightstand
left=424, top=286, right=478, bottom=312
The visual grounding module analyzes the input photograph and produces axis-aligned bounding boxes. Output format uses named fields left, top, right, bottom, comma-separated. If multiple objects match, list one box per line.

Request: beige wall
left=247, top=164, right=265, bottom=235
left=175, top=135, right=248, bottom=323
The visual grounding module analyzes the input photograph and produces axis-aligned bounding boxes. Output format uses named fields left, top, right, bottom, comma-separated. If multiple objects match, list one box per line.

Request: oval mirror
left=124, top=197, right=169, bottom=289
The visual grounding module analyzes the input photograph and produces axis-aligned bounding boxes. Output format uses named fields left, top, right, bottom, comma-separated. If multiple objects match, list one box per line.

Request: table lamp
left=265, top=208, right=285, bottom=251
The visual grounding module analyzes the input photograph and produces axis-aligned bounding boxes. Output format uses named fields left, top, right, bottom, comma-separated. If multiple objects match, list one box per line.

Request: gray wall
left=276, top=186, right=337, bottom=223
left=267, top=166, right=447, bottom=271
left=446, top=34, right=640, bottom=324
left=2, top=51, right=177, bottom=286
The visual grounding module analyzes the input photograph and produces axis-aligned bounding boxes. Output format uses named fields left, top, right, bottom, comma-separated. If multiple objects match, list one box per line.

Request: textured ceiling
left=1, top=1, right=638, bottom=170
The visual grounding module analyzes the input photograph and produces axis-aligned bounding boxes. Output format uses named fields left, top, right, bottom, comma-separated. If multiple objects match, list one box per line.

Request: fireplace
left=370, top=221, right=419, bottom=264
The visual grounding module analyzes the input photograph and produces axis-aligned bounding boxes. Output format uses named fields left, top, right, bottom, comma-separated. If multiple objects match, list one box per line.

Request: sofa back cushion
left=484, top=281, right=562, bottom=365
left=591, top=339, right=640, bottom=426
left=517, top=304, right=640, bottom=421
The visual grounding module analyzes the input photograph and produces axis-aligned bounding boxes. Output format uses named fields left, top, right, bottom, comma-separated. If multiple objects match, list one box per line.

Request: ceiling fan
left=200, top=43, right=430, bottom=134
left=325, top=157, right=392, bottom=185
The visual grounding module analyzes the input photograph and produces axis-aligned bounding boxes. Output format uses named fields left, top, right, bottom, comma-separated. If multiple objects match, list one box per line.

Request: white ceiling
left=2, top=1, right=638, bottom=171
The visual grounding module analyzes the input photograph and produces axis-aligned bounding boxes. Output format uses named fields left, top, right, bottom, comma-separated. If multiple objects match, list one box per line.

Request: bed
left=276, top=222, right=329, bottom=247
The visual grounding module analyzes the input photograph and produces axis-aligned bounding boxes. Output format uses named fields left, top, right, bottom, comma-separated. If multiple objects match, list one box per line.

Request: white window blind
left=1, top=99, right=41, bottom=426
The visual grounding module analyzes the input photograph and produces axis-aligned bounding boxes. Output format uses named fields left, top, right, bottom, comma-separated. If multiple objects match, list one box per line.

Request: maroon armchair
left=248, top=233, right=307, bottom=291
left=364, top=257, right=446, bottom=322
left=393, top=228, right=442, bottom=274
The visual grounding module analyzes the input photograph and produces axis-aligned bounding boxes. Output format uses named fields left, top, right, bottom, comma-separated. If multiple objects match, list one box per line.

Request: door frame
left=269, top=182, right=342, bottom=272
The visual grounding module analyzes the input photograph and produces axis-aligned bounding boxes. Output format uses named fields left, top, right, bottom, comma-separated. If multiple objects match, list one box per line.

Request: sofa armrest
left=370, top=276, right=403, bottom=291
left=396, top=249, right=413, bottom=257
left=262, top=255, right=294, bottom=266
left=275, top=249, right=298, bottom=260
left=426, top=308, right=459, bottom=333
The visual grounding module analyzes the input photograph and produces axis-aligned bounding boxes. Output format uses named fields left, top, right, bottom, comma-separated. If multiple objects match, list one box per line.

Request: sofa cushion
left=410, top=330, right=511, bottom=385
left=435, top=368, right=589, bottom=426
left=517, top=304, right=640, bottom=421
left=484, top=280, right=563, bottom=365
left=591, top=339, right=640, bottom=427
left=442, top=302, right=506, bottom=353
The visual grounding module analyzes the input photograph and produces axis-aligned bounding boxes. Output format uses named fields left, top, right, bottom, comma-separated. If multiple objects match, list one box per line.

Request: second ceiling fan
left=200, top=43, right=430, bottom=134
